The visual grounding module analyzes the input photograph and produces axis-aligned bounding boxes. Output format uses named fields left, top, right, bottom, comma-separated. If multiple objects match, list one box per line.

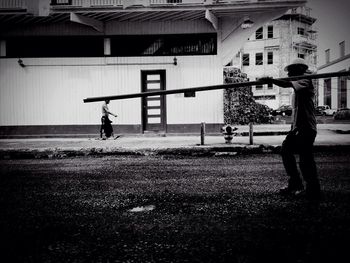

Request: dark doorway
left=141, top=70, right=166, bottom=133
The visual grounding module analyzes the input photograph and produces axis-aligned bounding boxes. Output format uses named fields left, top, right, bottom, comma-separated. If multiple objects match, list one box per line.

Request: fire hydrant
left=222, top=125, right=238, bottom=143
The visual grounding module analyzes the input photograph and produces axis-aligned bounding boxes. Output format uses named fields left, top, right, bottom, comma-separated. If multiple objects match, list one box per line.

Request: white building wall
left=236, top=13, right=317, bottom=110
left=317, top=56, right=350, bottom=109
left=0, top=19, right=224, bottom=127
left=0, top=55, right=223, bottom=126
left=0, top=8, right=298, bottom=131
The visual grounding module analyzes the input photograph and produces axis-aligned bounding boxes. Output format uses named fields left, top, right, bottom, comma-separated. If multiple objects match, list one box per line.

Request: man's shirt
left=291, top=79, right=317, bottom=132
left=102, top=103, right=109, bottom=117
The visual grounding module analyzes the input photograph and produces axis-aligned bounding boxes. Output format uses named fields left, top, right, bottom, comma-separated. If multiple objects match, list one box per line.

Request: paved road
left=1, top=153, right=350, bottom=262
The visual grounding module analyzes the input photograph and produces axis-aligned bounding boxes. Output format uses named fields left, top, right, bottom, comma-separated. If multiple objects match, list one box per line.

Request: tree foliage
left=223, top=67, right=272, bottom=125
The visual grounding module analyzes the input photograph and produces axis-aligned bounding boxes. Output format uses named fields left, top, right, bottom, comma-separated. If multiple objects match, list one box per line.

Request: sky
left=306, top=0, right=350, bottom=65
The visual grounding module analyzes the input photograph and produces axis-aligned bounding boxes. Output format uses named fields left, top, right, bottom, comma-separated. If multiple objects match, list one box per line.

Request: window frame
left=256, top=27, right=263, bottom=40
left=298, top=53, right=305, bottom=59
left=267, top=25, right=273, bottom=39
left=255, top=52, right=263, bottom=65
left=255, top=78, right=263, bottom=90
left=242, top=53, right=250, bottom=66
left=110, top=33, right=217, bottom=57
left=297, top=27, right=305, bottom=36
left=267, top=51, right=273, bottom=64
left=4, top=33, right=217, bottom=58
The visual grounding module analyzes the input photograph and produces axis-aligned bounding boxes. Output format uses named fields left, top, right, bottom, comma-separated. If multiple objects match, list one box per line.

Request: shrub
left=223, top=67, right=272, bottom=125
left=334, top=109, right=350, bottom=120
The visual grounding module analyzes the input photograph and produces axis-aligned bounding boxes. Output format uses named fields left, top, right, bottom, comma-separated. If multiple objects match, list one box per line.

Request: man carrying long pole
left=260, top=58, right=320, bottom=201
left=84, top=68, right=350, bottom=202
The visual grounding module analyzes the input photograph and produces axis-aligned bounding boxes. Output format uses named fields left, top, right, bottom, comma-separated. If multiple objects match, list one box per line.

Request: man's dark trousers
left=281, top=129, right=320, bottom=194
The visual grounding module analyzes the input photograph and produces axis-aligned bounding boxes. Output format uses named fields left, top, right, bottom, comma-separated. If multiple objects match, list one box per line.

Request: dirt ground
left=1, top=153, right=349, bottom=262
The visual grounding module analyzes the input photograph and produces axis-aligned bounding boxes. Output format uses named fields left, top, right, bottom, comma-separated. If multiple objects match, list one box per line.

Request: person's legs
left=280, top=131, right=304, bottom=193
left=100, top=116, right=106, bottom=139
left=105, top=116, right=113, bottom=138
left=298, top=130, right=321, bottom=199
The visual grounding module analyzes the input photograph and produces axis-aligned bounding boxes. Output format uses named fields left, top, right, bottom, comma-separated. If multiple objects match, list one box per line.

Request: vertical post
left=249, top=122, right=253, bottom=145
left=0, top=40, right=6, bottom=57
left=104, top=38, right=111, bottom=56
left=200, top=122, right=206, bottom=145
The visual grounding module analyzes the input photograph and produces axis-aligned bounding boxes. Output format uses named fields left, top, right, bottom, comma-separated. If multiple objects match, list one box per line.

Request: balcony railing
left=0, top=0, right=26, bottom=9
left=51, top=0, right=123, bottom=6
left=0, top=0, right=268, bottom=9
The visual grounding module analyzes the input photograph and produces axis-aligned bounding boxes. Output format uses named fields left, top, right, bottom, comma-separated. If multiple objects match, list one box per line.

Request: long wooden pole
left=83, top=71, right=350, bottom=103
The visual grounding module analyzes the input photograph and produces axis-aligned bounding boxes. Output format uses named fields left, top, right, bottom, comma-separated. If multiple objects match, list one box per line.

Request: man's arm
left=108, top=110, right=118, bottom=117
left=259, top=77, right=293, bottom=88
left=103, top=105, right=118, bottom=117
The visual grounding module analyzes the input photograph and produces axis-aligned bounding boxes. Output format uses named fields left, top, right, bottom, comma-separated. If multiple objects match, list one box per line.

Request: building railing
left=50, top=0, right=253, bottom=7
left=0, top=0, right=275, bottom=9
left=51, top=0, right=123, bottom=6
left=288, top=6, right=311, bottom=17
left=0, top=0, right=26, bottom=9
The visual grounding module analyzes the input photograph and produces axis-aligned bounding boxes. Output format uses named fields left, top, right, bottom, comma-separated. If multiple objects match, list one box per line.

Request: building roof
left=0, top=0, right=307, bottom=26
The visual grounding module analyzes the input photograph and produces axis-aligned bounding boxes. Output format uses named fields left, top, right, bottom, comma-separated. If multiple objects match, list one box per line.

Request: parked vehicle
left=334, top=108, right=350, bottom=120
left=315, top=105, right=337, bottom=116
left=271, top=105, right=293, bottom=116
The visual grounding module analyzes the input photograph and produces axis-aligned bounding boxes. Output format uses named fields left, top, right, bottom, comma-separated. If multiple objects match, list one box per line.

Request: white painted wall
left=317, top=57, right=350, bottom=109
left=0, top=55, right=223, bottom=126
left=0, top=18, right=225, bottom=127
left=0, top=8, right=297, bottom=128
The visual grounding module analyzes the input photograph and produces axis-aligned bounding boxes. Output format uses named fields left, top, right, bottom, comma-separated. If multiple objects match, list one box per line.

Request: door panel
left=141, top=70, right=166, bottom=133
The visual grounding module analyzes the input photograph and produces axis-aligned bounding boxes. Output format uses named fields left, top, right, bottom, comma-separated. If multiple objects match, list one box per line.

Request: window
left=5, top=33, right=217, bottom=58
left=267, top=25, right=273, bottom=38
left=184, top=91, right=196, bottom=97
left=340, top=41, right=345, bottom=57
left=254, top=95, right=276, bottom=100
left=51, top=0, right=72, bottom=5
left=325, top=49, right=330, bottom=63
left=267, top=83, right=273, bottom=89
left=297, top=27, right=305, bottom=36
left=324, top=79, right=331, bottom=107
left=255, top=78, right=263, bottom=90
left=298, top=53, right=305, bottom=59
left=255, top=53, right=263, bottom=65
left=242, top=53, right=250, bottom=66
left=110, top=33, right=217, bottom=56
left=6, top=36, right=104, bottom=57
left=268, top=52, right=273, bottom=64
left=339, top=76, right=347, bottom=108
left=256, top=27, right=263, bottom=40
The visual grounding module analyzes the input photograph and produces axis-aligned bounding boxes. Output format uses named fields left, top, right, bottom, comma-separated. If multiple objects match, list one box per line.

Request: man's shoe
left=306, top=189, right=323, bottom=202
left=279, top=185, right=304, bottom=196
left=294, top=189, right=323, bottom=202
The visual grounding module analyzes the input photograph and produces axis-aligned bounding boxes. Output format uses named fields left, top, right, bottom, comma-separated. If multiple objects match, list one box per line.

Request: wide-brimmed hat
left=284, top=58, right=309, bottom=72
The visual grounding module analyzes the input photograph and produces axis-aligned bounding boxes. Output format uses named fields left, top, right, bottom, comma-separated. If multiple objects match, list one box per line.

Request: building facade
left=231, top=6, right=317, bottom=110
left=317, top=42, right=350, bottom=109
left=0, top=0, right=306, bottom=136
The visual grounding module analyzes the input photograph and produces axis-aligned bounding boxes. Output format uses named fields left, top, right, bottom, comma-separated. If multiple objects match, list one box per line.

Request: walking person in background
left=259, top=58, right=321, bottom=201
left=100, top=99, right=118, bottom=140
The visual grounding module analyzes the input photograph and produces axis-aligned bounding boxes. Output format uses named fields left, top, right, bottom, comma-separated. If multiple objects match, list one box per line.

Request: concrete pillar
left=347, top=79, right=350, bottom=108
left=331, top=78, right=338, bottom=108
left=104, top=38, right=111, bottom=56
left=317, top=80, right=324, bottom=106
left=0, top=40, right=6, bottom=57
